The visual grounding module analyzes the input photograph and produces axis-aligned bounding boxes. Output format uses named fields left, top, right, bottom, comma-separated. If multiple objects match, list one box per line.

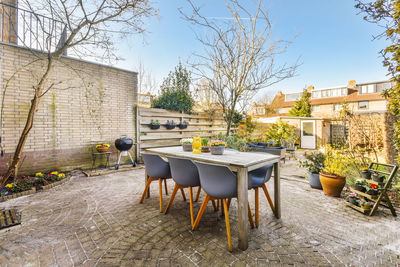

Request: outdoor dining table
left=144, top=146, right=281, bottom=250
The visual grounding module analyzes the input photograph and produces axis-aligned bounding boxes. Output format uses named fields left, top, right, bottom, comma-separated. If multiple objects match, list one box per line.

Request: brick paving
left=0, top=161, right=400, bottom=266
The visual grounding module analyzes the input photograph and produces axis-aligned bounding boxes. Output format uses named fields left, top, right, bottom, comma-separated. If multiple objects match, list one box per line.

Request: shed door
left=301, top=120, right=316, bottom=149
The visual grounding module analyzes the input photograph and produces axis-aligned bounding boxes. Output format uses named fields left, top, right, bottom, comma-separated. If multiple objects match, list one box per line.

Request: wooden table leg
left=145, top=171, right=150, bottom=198
left=237, top=167, right=249, bottom=250
left=273, top=162, right=281, bottom=219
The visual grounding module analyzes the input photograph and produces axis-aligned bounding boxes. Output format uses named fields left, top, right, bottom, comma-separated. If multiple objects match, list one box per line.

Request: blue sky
left=115, top=0, right=389, bottom=99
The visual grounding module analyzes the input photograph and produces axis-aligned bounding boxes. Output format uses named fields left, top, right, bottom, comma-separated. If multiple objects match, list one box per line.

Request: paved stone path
left=0, top=163, right=400, bottom=266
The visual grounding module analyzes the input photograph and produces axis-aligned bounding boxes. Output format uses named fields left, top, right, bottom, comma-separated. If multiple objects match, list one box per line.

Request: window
left=285, top=92, right=302, bottom=101
left=360, top=84, right=375, bottom=94
left=311, top=88, right=348, bottom=99
left=376, top=82, right=394, bottom=92
left=302, top=122, right=314, bottom=136
left=311, top=105, right=320, bottom=112
left=333, top=103, right=343, bottom=111
left=256, top=107, right=265, bottom=115
left=358, top=101, right=369, bottom=110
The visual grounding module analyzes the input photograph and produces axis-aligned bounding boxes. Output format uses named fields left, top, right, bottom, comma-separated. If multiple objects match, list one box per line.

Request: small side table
left=91, top=151, right=112, bottom=170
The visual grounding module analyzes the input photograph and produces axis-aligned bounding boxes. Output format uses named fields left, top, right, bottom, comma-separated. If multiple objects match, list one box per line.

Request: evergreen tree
left=151, top=62, right=195, bottom=113
left=288, top=89, right=311, bottom=117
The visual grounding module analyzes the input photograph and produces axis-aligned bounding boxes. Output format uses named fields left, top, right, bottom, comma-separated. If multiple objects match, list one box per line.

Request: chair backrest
left=141, top=153, right=171, bottom=179
left=167, top=157, right=200, bottom=187
left=249, top=164, right=273, bottom=183
left=194, top=161, right=237, bottom=199
left=281, top=139, right=296, bottom=149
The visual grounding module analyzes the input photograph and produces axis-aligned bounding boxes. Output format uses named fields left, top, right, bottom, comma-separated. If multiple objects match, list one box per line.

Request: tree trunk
left=0, top=58, right=53, bottom=187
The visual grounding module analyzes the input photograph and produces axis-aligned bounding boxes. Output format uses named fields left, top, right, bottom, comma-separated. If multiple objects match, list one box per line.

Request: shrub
left=299, top=151, right=325, bottom=174
left=151, top=62, right=195, bottom=113
left=264, top=120, right=295, bottom=146
left=322, top=145, right=349, bottom=177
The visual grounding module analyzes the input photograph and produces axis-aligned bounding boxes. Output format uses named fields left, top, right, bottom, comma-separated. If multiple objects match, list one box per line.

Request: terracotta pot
left=319, top=173, right=346, bottom=197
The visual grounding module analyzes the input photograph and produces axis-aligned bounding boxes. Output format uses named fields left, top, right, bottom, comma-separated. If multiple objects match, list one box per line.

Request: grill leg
left=115, top=152, right=122, bottom=170
left=127, top=151, right=136, bottom=167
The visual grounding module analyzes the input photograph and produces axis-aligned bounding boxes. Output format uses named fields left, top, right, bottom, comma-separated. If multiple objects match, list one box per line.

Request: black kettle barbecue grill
left=115, top=135, right=136, bottom=169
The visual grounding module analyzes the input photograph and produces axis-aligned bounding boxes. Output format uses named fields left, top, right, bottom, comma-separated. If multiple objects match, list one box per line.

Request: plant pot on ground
left=149, top=120, right=160, bottom=129
left=319, top=145, right=347, bottom=197
left=298, top=151, right=325, bottom=190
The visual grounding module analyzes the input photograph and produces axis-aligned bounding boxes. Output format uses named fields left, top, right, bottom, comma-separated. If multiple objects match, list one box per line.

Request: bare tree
left=0, top=0, right=156, bottom=186
left=136, top=59, right=158, bottom=95
left=181, top=0, right=299, bottom=135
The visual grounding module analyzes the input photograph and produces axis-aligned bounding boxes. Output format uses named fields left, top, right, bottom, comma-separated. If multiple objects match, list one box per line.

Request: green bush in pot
left=299, top=151, right=325, bottom=189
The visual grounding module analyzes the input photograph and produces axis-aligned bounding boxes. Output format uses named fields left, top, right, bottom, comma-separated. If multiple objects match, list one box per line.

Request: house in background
left=249, top=80, right=394, bottom=151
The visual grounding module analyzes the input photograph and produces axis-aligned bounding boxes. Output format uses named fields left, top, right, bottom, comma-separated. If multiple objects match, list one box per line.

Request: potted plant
left=361, top=167, right=371, bottom=179
left=208, top=140, right=227, bottom=155
left=96, top=143, right=110, bottom=153
left=371, top=172, right=385, bottom=183
left=359, top=199, right=373, bottom=211
left=345, top=192, right=360, bottom=206
left=298, top=151, right=325, bottom=189
left=319, top=146, right=347, bottom=197
left=353, top=179, right=367, bottom=192
left=180, top=138, right=193, bottom=152
left=178, top=120, right=189, bottom=129
left=166, top=120, right=176, bottom=130
left=367, top=183, right=379, bottom=196
left=201, top=137, right=210, bottom=152
left=149, top=120, right=160, bottom=129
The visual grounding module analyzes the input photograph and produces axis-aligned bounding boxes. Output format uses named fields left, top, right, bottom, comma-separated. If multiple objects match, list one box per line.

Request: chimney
left=348, top=80, right=356, bottom=89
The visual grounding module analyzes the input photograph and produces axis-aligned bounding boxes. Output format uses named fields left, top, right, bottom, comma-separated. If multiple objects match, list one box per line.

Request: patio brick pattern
left=0, top=165, right=399, bottom=266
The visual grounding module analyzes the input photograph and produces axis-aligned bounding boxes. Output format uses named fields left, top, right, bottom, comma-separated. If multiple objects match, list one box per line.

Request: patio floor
left=0, top=159, right=399, bottom=266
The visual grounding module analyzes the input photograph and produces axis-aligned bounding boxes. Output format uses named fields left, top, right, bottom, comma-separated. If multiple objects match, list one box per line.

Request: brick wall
left=0, top=43, right=138, bottom=174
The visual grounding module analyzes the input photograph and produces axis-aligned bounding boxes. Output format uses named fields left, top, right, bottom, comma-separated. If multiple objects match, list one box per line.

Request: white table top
left=144, top=146, right=280, bottom=169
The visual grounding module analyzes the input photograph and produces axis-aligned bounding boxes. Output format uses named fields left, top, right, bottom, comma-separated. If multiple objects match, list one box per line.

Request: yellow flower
left=51, top=171, right=58, bottom=175
left=58, top=173, right=65, bottom=178
left=5, top=183, right=13, bottom=188
left=35, top=172, right=43, bottom=177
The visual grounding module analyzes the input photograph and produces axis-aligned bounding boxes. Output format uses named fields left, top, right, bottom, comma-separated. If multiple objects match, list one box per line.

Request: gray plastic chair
left=164, top=157, right=201, bottom=227
left=249, top=164, right=274, bottom=227
left=193, top=161, right=254, bottom=251
left=139, top=153, right=173, bottom=212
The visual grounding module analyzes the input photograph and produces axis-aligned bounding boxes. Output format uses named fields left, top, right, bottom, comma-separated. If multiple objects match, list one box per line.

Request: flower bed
left=0, top=171, right=69, bottom=202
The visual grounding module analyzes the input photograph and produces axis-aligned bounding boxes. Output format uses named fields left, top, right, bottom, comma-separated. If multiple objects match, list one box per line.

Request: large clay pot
left=308, top=172, right=322, bottom=189
left=319, top=173, right=346, bottom=197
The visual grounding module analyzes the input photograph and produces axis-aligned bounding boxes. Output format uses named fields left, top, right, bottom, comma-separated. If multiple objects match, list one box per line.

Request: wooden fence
left=138, top=108, right=231, bottom=151
left=238, top=122, right=270, bottom=141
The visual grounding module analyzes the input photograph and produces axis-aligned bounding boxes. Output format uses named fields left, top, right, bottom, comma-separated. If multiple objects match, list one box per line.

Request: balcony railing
left=0, top=2, right=67, bottom=53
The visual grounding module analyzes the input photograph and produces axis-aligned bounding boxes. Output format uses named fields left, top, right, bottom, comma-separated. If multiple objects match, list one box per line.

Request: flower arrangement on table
left=96, top=143, right=110, bottom=153
left=208, top=140, right=227, bottom=155
left=181, top=138, right=193, bottom=151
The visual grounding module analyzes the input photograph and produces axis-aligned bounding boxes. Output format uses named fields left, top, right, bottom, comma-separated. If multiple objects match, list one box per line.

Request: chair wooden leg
left=221, top=199, right=224, bottom=216
left=222, top=199, right=232, bottom=252
left=180, top=188, right=186, bottom=201
left=159, top=179, right=163, bottom=212
left=248, top=201, right=255, bottom=229
left=193, top=194, right=210, bottom=230
left=139, top=177, right=154, bottom=203
left=255, top=187, right=259, bottom=227
left=189, top=186, right=194, bottom=228
left=164, top=184, right=179, bottom=214
left=212, top=199, right=218, bottom=211
left=261, top=184, right=275, bottom=212
left=195, top=186, right=201, bottom=202
left=164, top=179, right=168, bottom=195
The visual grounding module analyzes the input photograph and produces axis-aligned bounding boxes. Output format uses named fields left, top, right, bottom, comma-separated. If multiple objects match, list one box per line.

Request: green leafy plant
left=151, top=62, right=195, bottom=113
left=288, top=89, right=311, bottom=117
left=264, top=119, right=295, bottom=146
left=201, top=137, right=209, bottom=147
left=150, top=120, right=160, bottom=126
left=166, top=120, right=176, bottom=126
left=299, top=152, right=325, bottom=174
left=321, top=145, right=348, bottom=177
